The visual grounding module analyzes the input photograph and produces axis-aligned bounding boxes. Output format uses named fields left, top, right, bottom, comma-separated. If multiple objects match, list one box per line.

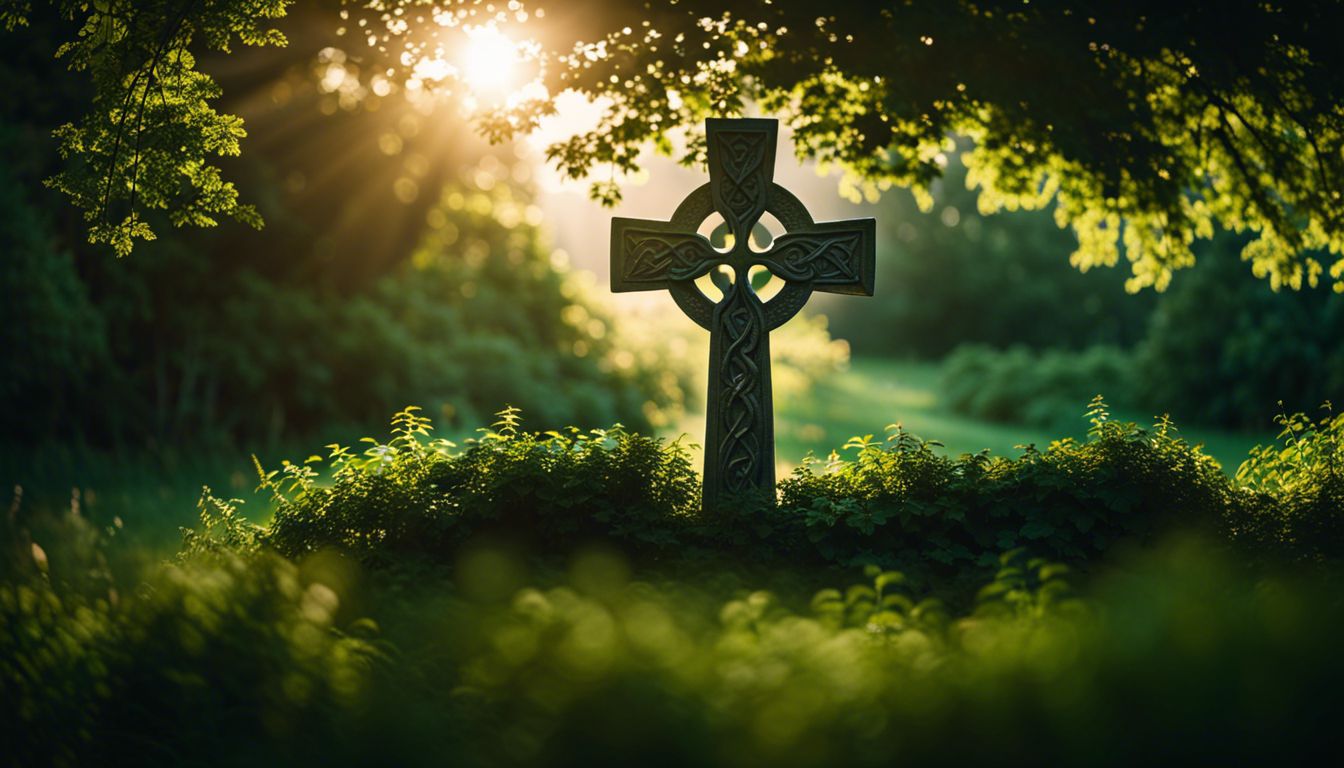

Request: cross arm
left=611, top=217, right=720, bottom=292
left=759, top=219, right=877, bottom=296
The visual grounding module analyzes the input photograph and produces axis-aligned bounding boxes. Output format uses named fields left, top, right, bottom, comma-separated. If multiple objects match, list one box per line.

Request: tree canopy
left=7, top=0, right=1344, bottom=292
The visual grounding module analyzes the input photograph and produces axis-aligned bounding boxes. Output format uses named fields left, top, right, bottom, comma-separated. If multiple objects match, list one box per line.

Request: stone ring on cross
left=611, top=118, right=876, bottom=511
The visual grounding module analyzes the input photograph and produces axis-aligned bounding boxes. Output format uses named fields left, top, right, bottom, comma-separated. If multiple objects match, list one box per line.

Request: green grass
left=1, top=444, right=270, bottom=553
left=675, top=357, right=1272, bottom=475
left=775, top=358, right=1045, bottom=466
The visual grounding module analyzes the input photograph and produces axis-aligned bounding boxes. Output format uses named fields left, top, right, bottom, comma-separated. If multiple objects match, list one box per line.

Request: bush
left=9, top=404, right=1344, bottom=765
left=829, top=177, right=1344, bottom=434
left=1227, top=405, right=1344, bottom=562
left=938, top=344, right=1135, bottom=430
left=244, top=407, right=701, bottom=564
left=820, top=151, right=1152, bottom=358
left=773, top=398, right=1230, bottom=573
left=2, top=509, right=378, bottom=768
left=184, top=402, right=1343, bottom=582
left=0, top=154, right=686, bottom=447
left=0, top=27, right=695, bottom=449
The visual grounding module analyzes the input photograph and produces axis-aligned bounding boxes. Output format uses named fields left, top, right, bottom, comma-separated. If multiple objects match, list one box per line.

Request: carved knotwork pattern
left=623, top=232, right=717, bottom=282
left=717, top=287, right=765, bottom=492
left=766, top=233, right=863, bottom=284
left=716, top=130, right=770, bottom=234
left=609, top=120, right=876, bottom=511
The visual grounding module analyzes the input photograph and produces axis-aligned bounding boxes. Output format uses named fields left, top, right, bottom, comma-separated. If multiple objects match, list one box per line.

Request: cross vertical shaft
left=611, top=118, right=877, bottom=511
left=706, top=268, right=774, bottom=501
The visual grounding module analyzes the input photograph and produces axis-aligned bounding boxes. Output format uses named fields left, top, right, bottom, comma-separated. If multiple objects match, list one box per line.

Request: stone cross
left=611, top=118, right=876, bottom=510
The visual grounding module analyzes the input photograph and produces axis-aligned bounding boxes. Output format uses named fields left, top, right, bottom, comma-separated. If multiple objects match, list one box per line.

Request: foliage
left=8, top=404, right=1344, bottom=764
left=1135, top=233, right=1344, bottom=428
left=1228, top=405, right=1344, bottom=563
left=482, top=0, right=1344, bottom=292
left=0, top=145, right=108, bottom=439
left=819, top=152, right=1152, bottom=357
left=774, top=399, right=1231, bottom=572
left=251, top=407, right=701, bottom=562
left=0, top=16, right=706, bottom=449
left=35, top=0, right=290, bottom=255
left=937, top=345, right=1134, bottom=431
left=6, top=501, right=1344, bottom=766
left=2, top=502, right=378, bottom=768
left=0, top=1, right=28, bottom=31
left=931, top=232, right=1344, bottom=432
left=11, top=1, right=1344, bottom=290
left=177, top=402, right=1344, bottom=579
left=0, top=171, right=680, bottom=446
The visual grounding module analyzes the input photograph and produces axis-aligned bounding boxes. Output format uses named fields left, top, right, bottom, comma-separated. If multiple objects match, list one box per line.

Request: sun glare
left=458, top=26, right=522, bottom=98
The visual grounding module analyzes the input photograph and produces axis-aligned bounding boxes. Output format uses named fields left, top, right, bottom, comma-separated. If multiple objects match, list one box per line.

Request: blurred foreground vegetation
left=5, top=403, right=1344, bottom=766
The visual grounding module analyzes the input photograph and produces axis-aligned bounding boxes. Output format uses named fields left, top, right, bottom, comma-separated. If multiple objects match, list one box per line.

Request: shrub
left=9, top=403, right=1344, bottom=766
left=773, top=398, right=1230, bottom=573
left=1227, top=405, right=1344, bottom=562
left=821, top=151, right=1152, bottom=358
left=939, top=344, right=1135, bottom=430
left=194, top=402, right=1302, bottom=581
left=441, top=543, right=1344, bottom=767
left=928, top=235, right=1344, bottom=434
left=255, top=407, right=701, bottom=563
left=181, top=401, right=1344, bottom=579
left=0, top=173, right=686, bottom=446
left=1135, top=235, right=1344, bottom=430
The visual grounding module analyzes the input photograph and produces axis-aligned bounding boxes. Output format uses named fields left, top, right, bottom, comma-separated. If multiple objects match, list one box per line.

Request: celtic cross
left=611, top=118, right=876, bottom=510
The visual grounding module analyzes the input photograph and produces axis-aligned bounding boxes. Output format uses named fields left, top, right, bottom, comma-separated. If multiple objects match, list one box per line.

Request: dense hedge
left=185, top=403, right=1344, bottom=576
left=772, top=399, right=1230, bottom=571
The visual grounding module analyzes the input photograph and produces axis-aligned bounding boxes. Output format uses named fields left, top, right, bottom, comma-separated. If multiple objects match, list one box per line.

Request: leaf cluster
left=1229, top=403, right=1344, bottom=563
left=37, top=0, right=289, bottom=255
left=253, top=407, right=701, bottom=563
left=18, top=0, right=1344, bottom=285
left=772, top=398, right=1231, bottom=572
left=468, top=0, right=1344, bottom=292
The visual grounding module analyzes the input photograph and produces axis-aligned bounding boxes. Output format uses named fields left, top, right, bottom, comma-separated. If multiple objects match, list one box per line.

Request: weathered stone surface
left=612, top=118, right=876, bottom=510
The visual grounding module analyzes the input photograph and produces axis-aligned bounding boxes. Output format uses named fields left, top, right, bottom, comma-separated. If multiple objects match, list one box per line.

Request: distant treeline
left=0, top=10, right=673, bottom=451
left=820, top=157, right=1344, bottom=430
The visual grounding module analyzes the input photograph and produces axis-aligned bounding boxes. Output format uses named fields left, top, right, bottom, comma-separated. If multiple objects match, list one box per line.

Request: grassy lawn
left=676, top=356, right=1273, bottom=476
